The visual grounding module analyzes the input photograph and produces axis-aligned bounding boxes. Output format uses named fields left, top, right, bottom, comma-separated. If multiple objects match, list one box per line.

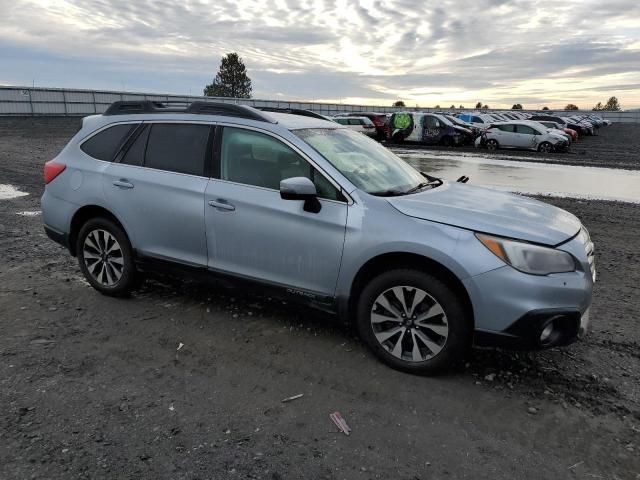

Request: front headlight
left=476, top=233, right=576, bottom=275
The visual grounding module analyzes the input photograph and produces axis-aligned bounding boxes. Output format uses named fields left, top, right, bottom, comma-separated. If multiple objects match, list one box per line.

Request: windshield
left=445, top=115, right=464, bottom=126
left=435, top=115, right=454, bottom=126
left=294, top=128, right=429, bottom=195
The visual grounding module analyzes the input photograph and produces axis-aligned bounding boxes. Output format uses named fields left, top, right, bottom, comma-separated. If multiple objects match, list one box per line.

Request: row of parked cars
left=330, top=110, right=611, bottom=153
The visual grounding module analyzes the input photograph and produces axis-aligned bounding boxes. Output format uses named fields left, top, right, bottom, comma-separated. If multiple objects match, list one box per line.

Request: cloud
left=0, top=0, right=638, bottom=108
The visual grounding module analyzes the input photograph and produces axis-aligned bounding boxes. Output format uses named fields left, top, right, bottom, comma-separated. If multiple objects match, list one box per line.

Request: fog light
left=540, top=323, right=554, bottom=343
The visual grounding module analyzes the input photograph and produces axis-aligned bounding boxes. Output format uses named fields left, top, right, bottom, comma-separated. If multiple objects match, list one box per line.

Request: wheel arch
left=69, top=205, right=128, bottom=256
left=344, top=252, right=474, bottom=329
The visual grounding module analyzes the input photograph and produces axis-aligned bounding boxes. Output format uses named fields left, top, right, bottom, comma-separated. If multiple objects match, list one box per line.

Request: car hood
left=453, top=125, right=472, bottom=135
left=386, top=182, right=581, bottom=245
left=549, top=132, right=568, bottom=142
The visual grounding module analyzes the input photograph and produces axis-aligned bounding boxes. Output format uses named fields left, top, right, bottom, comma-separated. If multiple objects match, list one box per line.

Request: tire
left=486, top=139, right=499, bottom=150
left=441, top=136, right=453, bottom=147
left=391, top=133, right=404, bottom=144
left=538, top=141, right=553, bottom=153
left=356, top=269, right=471, bottom=375
left=76, top=217, right=138, bottom=297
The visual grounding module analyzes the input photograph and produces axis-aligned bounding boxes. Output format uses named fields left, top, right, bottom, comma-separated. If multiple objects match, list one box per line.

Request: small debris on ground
left=330, top=411, right=351, bottom=436
left=281, top=394, right=304, bottom=403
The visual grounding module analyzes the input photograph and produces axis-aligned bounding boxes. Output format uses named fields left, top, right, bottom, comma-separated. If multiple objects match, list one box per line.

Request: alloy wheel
left=539, top=142, right=552, bottom=153
left=83, top=229, right=124, bottom=287
left=370, top=286, right=449, bottom=362
left=486, top=140, right=498, bottom=150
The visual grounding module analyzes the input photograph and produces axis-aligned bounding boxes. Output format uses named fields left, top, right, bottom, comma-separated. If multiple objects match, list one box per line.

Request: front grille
left=578, top=227, right=596, bottom=282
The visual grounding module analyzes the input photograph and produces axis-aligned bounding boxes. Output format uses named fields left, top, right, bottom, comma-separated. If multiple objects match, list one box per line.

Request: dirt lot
left=1, top=117, right=639, bottom=479
left=384, top=121, right=640, bottom=170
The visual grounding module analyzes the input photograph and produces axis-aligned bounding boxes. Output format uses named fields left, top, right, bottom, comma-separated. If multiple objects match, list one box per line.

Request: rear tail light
left=44, top=161, right=66, bottom=184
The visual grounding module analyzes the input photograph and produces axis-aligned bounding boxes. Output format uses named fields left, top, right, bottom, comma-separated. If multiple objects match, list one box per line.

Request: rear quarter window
left=81, top=124, right=136, bottom=161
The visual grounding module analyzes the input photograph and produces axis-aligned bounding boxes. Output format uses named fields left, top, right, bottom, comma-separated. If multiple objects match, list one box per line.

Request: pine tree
left=603, top=96, right=621, bottom=111
left=204, top=53, right=252, bottom=98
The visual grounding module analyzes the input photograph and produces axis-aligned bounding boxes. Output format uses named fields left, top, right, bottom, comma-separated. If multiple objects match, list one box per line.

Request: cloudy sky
left=1, top=0, right=639, bottom=109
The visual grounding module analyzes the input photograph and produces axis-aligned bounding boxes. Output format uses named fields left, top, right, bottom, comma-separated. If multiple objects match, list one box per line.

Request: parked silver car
left=42, top=101, right=595, bottom=374
left=477, top=120, right=570, bottom=152
left=331, top=116, right=377, bottom=137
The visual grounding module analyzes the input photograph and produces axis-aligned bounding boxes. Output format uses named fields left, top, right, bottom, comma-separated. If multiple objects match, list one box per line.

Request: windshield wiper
left=404, top=179, right=443, bottom=195
left=369, top=188, right=407, bottom=197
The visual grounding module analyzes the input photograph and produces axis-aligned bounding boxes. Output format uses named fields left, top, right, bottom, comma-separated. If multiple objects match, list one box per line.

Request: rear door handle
left=113, top=179, right=134, bottom=189
left=208, top=199, right=235, bottom=211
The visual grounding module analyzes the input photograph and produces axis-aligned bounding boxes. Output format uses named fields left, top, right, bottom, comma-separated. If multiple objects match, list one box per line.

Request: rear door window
left=424, top=116, right=440, bottom=128
left=81, top=124, right=136, bottom=161
left=144, top=124, right=211, bottom=176
left=516, top=125, right=536, bottom=135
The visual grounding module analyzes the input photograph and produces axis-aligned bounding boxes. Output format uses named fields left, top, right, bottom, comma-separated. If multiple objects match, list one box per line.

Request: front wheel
left=77, top=217, right=139, bottom=297
left=486, top=139, right=499, bottom=150
left=356, top=269, right=471, bottom=375
left=538, top=141, right=553, bottom=153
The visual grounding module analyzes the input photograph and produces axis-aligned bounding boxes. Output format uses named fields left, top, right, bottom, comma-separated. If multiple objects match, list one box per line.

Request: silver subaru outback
left=42, top=101, right=595, bottom=374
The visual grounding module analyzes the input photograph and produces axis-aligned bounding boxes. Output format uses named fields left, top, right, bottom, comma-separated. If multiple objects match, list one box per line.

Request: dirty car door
left=103, top=123, right=211, bottom=266
left=205, top=126, right=347, bottom=297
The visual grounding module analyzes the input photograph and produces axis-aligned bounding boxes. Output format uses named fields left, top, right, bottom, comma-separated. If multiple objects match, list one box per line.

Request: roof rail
left=103, top=100, right=275, bottom=123
left=256, top=107, right=331, bottom=121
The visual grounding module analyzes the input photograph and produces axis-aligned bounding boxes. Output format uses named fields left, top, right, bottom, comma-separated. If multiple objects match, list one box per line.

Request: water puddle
left=0, top=184, right=29, bottom=200
left=392, top=149, right=640, bottom=203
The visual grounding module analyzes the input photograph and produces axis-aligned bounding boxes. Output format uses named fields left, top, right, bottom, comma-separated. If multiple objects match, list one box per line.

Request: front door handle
left=208, top=199, right=235, bottom=211
left=113, top=179, right=134, bottom=189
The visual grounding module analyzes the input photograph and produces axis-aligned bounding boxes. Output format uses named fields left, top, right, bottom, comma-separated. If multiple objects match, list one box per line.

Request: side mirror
left=280, top=177, right=321, bottom=213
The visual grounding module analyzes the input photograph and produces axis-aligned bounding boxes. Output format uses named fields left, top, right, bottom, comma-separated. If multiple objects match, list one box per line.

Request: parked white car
left=331, top=116, right=377, bottom=137
left=476, top=121, right=569, bottom=153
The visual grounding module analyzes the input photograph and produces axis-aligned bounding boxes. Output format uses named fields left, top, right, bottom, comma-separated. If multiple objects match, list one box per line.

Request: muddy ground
left=1, top=117, right=639, bottom=479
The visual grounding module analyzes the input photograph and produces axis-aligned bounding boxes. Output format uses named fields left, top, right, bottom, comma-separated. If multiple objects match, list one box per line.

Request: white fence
left=1, top=86, right=639, bottom=122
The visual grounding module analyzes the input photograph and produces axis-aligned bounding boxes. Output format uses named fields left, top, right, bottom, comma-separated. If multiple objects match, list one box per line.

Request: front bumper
left=465, top=232, right=594, bottom=350
left=474, top=307, right=590, bottom=349
left=553, top=140, right=570, bottom=152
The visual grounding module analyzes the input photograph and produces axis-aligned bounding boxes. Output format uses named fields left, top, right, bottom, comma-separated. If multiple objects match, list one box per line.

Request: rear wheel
left=356, top=269, right=471, bottom=375
left=77, top=217, right=138, bottom=297
left=538, top=141, right=553, bottom=153
left=486, top=139, right=499, bottom=150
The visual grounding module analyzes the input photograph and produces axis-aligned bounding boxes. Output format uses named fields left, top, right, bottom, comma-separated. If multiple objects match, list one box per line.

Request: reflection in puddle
left=0, top=184, right=29, bottom=200
left=391, top=149, right=640, bottom=203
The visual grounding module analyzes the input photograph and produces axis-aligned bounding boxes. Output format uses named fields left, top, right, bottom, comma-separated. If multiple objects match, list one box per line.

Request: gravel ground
left=1, top=117, right=639, bottom=479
